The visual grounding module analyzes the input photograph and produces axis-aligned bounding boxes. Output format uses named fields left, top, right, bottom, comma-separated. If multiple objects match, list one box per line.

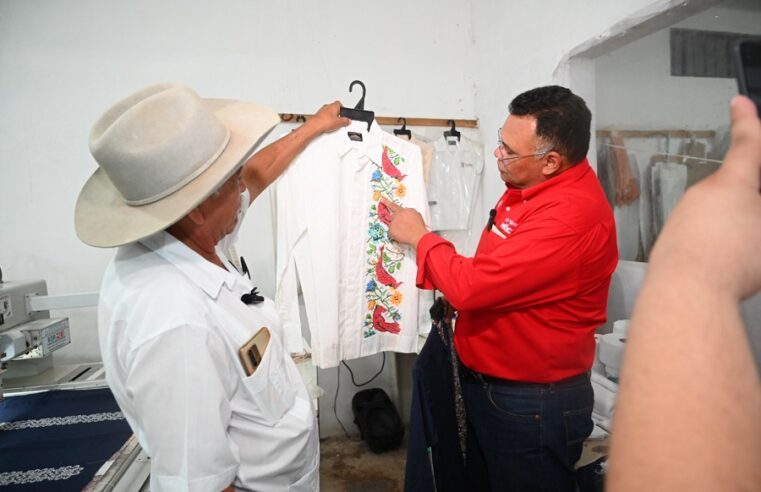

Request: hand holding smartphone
left=735, top=37, right=761, bottom=116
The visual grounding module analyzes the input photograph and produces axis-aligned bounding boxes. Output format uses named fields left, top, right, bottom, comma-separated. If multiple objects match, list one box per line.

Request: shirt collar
left=140, top=230, right=239, bottom=299
left=335, top=119, right=384, bottom=167
left=433, top=135, right=462, bottom=151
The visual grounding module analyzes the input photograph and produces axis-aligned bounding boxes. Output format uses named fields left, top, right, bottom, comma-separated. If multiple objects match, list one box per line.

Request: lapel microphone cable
left=237, top=256, right=264, bottom=305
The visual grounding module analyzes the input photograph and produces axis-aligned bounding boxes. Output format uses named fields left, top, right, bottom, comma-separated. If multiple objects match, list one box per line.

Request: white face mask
left=217, top=187, right=250, bottom=254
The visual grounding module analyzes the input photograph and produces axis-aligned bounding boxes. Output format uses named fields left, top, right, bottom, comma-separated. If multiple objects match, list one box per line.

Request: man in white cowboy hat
left=75, top=83, right=349, bottom=491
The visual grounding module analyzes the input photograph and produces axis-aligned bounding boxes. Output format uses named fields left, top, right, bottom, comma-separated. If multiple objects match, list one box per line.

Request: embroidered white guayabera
left=274, top=119, right=430, bottom=368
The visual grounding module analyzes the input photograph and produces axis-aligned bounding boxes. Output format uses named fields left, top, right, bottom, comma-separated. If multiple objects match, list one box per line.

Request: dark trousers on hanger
left=405, top=323, right=472, bottom=492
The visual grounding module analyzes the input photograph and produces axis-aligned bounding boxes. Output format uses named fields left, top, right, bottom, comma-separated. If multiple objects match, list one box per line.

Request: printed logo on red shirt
left=500, top=218, right=518, bottom=234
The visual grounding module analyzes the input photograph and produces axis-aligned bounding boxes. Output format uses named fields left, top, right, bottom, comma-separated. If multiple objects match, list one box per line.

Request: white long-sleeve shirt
left=275, top=120, right=429, bottom=368
left=99, top=231, right=318, bottom=492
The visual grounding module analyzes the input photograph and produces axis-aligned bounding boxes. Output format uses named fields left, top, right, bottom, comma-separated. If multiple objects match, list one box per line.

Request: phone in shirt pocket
left=239, top=327, right=270, bottom=376
left=238, top=326, right=297, bottom=425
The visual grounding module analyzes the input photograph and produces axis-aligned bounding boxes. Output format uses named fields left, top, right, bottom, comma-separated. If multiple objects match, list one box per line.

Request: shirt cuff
left=415, top=232, right=452, bottom=289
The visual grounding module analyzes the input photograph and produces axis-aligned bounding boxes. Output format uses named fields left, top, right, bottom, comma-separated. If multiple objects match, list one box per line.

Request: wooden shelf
left=279, top=113, right=478, bottom=128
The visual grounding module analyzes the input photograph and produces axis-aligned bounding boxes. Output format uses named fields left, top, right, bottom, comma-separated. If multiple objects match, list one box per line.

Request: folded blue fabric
left=0, top=388, right=132, bottom=491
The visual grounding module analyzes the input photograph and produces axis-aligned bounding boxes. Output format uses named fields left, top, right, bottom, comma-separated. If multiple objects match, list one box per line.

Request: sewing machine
left=0, top=272, right=107, bottom=397
left=0, top=277, right=72, bottom=395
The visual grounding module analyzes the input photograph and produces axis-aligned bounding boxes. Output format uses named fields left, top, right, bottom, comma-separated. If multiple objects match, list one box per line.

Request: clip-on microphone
left=486, top=209, right=496, bottom=230
left=241, top=287, right=264, bottom=305
left=238, top=256, right=264, bottom=305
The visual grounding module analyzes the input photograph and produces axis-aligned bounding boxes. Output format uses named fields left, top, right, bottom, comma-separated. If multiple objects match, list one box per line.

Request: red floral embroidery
left=364, top=146, right=406, bottom=338
left=377, top=200, right=392, bottom=226
left=382, top=149, right=407, bottom=181
left=375, top=245, right=402, bottom=289
left=372, top=304, right=401, bottom=334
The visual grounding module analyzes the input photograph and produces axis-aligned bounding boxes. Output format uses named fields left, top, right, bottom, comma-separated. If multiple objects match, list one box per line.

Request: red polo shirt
left=416, top=159, right=618, bottom=383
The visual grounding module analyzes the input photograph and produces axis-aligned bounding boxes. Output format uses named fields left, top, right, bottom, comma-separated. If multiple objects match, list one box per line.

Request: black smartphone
left=734, top=37, right=761, bottom=115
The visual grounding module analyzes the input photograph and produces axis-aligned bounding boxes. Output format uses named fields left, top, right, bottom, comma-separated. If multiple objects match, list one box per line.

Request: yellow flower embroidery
left=368, top=300, right=376, bottom=310
left=390, top=290, right=403, bottom=305
left=373, top=191, right=381, bottom=201
left=395, top=184, right=407, bottom=198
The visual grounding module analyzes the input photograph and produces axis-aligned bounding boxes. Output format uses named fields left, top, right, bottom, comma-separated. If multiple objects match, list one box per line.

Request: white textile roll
left=599, top=333, right=626, bottom=379
left=591, top=371, right=618, bottom=419
left=612, top=319, right=631, bottom=336
left=591, top=372, right=618, bottom=431
left=592, top=334, right=606, bottom=375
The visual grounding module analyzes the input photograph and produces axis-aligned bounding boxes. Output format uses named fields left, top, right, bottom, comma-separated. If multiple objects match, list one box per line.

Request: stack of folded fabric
left=591, top=371, right=618, bottom=432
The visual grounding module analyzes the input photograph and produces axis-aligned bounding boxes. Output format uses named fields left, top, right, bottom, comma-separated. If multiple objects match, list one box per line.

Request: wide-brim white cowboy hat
left=75, top=83, right=280, bottom=247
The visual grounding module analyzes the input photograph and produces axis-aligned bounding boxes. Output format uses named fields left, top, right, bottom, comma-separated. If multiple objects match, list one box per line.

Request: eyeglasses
left=496, top=128, right=551, bottom=162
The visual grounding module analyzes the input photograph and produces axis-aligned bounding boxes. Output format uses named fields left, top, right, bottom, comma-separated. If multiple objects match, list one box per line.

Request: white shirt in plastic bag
left=428, top=135, right=484, bottom=232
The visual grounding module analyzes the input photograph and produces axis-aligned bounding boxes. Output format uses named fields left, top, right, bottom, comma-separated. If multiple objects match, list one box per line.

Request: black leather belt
left=465, top=367, right=590, bottom=389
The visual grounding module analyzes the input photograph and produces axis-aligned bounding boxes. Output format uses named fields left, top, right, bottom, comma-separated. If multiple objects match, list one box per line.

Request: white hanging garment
left=596, top=139, right=641, bottom=261
left=408, top=134, right=434, bottom=186
left=613, top=153, right=640, bottom=261
left=428, top=135, right=484, bottom=256
left=428, top=135, right=483, bottom=231
left=651, top=161, right=687, bottom=235
left=274, top=119, right=429, bottom=368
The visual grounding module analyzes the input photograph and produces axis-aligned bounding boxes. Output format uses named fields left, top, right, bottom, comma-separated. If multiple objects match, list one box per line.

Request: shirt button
left=523, top=200, right=528, bottom=204
left=505, top=206, right=511, bottom=211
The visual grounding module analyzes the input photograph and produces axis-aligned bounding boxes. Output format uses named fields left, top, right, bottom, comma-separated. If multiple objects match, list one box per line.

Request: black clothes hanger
left=393, top=117, right=412, bottom=140
left=444, top=119, right=461, bottom=142
left=339, top=80, right=375, bottom=131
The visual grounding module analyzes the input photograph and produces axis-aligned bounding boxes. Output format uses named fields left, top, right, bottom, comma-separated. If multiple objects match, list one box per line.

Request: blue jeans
left=462, top=370, right=594, bottom=492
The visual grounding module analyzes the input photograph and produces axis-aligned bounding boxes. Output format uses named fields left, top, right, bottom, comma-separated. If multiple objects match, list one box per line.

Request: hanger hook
left=397, top=117, right=407, bottom=129
left=445, top=119, right=461, bottom=141
left=348, top=80, right=367, bottom=110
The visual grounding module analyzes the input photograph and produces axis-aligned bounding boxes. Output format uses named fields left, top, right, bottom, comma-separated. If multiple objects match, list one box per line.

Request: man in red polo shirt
left=384, top=85, right=618, bottom=491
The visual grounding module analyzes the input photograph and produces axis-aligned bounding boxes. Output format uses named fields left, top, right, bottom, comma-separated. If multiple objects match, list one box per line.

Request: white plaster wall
left=595, top=4, right=761, bottom=131
left=469, top=0, right=658, bottom=211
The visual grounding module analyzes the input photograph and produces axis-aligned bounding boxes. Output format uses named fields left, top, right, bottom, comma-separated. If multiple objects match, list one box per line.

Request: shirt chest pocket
left=238, top=332, right=297, bottom=426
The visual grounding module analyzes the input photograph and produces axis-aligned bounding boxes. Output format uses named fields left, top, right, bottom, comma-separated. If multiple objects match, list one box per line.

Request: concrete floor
left=319, top=436, right=407, bottom=492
